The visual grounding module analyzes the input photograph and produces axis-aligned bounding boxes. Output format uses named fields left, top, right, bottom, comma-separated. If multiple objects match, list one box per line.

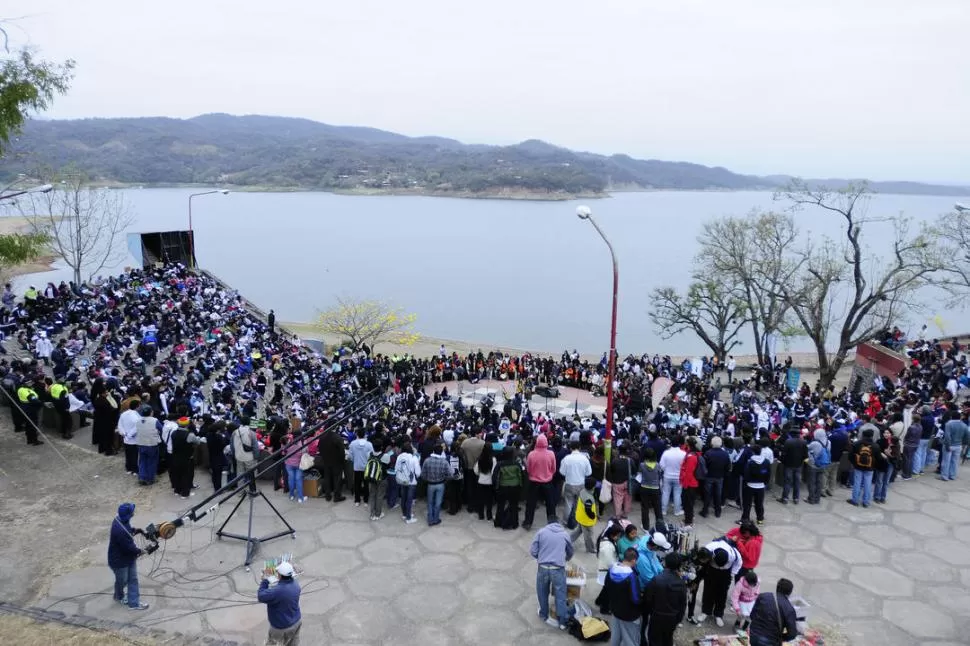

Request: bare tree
left=649, top=266, right=748, bottom=361
left=771, top=180, right=944, bottom=388
left=929, top=207, right=970, bottom=303
left=17, top=172, right=134, bottom=285
left=697, top=209, right=799, bottom=365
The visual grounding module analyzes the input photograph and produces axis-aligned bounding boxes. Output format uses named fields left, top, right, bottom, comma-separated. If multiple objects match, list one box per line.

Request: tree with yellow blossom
left=316, top=297, right=419, bottom=351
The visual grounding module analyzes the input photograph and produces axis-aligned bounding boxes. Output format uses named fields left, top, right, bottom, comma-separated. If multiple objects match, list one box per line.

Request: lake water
left=13, top=188, right=962, bottom=355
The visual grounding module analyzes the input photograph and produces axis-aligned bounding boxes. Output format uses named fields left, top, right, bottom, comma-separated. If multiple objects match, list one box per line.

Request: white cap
left=275, top=562, right=294, bottom=577
left=651, top=532, right=672, bottom=551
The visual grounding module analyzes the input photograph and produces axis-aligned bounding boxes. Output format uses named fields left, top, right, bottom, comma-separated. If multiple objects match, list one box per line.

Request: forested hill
left=1, top=114, right=967, bottom=198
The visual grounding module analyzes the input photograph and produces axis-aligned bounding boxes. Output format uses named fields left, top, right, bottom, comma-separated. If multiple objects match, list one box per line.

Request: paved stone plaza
left=34, top=469, right=970, bottom=646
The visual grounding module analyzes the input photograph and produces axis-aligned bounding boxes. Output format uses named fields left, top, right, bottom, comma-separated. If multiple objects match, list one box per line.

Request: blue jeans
left=386, top=475, right=399, bottom=508
left=661, top=478, right=682, bottom=515
left=782, top=466, right=800, bottom=501
left=137, top=445, right=159, bottom=483
left=851, top=469, right=873, bottom=505
left=427, top=482, right=445, bottom=524
left=285, top=464, right=304, bottom=499
left=914, top=439, right=930, bottom=474
left=942, top=446, right=962, bottom=480
left=112, top=563, right=141, bottom=607
left=401, top=484, right=416, bottom=519
left=873, top=465, right=893, bottom=501
left=536, top=565, right=568, bottom=627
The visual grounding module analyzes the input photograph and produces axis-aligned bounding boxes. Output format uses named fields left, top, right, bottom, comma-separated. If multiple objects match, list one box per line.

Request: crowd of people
left=5, top=263, right=970, bottom=645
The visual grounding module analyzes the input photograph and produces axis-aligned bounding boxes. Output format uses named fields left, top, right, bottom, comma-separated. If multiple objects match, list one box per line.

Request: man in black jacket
left=700, top=436, right=730, bottom=518
left=317, top=429, right=347, bottom=502
left=777, top=429, right=808, bottom=504
left=643, top=553, right=688, bottom=646
left=748, top=578, right=799, bottom=646
left=603, top=548, right=641, bottom=645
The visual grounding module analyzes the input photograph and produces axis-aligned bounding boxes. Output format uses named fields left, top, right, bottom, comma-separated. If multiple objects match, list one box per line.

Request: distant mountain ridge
left=1, top=113, right=967, bottom=198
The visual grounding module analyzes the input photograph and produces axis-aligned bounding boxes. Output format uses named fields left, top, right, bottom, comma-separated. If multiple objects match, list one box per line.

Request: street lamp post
left=576, top=205, right=618, bottom=464
left=188, top=190, right=229, bottom=268
left=0, top=183, right=54, bottom=202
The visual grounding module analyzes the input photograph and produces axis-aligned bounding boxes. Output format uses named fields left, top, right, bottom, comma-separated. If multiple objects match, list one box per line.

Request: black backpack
left=694, top=453, right=708, bottom=480
left=745, top=458, right=770, bottom=484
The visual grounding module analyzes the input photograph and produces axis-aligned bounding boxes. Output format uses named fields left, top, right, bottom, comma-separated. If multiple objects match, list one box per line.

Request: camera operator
left=258, top=562, right=302, bottom=645
left=107, top=502, right=150, bottom=610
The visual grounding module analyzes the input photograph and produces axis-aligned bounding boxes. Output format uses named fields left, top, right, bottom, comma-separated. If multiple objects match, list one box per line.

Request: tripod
left=216, top=477, right=295, bottom=569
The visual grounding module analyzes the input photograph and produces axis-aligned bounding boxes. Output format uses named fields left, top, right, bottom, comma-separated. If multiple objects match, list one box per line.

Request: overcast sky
left=6, top=1, right=968, bottom=183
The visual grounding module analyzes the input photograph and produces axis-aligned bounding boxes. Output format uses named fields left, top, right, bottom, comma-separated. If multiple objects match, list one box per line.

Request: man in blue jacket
left=258, top=561, right=302, bottom=645
left=826, top=425, right=849, bottom=493
left=107, top=502, right=149, bottom=610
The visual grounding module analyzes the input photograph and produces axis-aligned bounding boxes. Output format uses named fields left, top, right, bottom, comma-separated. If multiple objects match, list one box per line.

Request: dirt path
left=0, top=412, right=155, bottom=606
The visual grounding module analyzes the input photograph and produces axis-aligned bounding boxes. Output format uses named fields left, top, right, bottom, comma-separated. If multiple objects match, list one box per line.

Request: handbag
left=599, top=480, right=613, bottom=504
left=299, top=452, right=314, bottom=470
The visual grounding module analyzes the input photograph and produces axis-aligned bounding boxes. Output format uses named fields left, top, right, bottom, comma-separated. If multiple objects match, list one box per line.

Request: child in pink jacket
left=730, top=570, right=760, bottom=634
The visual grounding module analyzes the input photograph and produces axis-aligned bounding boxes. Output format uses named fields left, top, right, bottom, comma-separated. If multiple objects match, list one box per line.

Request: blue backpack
left=815, top=442, right=832, bottom=467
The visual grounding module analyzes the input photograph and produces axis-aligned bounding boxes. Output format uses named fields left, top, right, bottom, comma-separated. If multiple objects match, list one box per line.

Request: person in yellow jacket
left=48, top=379, right=73, bottom=439
left=17, top=383, right=42, bottom=446
left=570, top=476, right=598, bottom=553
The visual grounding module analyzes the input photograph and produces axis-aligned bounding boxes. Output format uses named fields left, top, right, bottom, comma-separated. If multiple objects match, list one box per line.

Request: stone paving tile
left=883, top=599, right=956, bottom=640
left=821, top=537, right=884, bottom=564
left=855, top=523, right=916, bottom=549
left=784, top=551, right=846, bottom=580
left=806, top=581, right=881, bottom=617
left=31, top=467, right=970, bottom=646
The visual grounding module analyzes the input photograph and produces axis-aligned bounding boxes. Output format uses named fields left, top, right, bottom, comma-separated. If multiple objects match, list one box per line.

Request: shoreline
left=82, top=181, right=606, bottom=201
left=0, top=216, right=59, bottom=281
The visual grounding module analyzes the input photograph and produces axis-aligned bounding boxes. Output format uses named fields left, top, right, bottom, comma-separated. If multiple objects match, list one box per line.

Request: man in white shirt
left=559, top=442, right=592, bottom=528
left=726, top=356, right=737, bottom=382
left=117, top=400, right=142, bottom=475
left=659, top=439, right=687, bottom=516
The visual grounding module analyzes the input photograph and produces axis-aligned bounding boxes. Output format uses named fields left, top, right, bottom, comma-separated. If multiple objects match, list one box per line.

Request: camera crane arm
left=143, top=388, right=383, bottom=543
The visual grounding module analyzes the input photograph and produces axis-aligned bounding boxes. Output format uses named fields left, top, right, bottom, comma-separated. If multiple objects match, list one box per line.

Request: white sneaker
left=545, top=617, right=559, bottom=628
left=189, top=492, right=195, bottom=497
left=377, top=512, right=385, bottom=520
left=674, top=510, right=684, bottom=516
left=696, top=613, right=707, bottom=623
left=355, top=502, right=361, bottom=507
left=715, top=617, right=724, bottom=627
left=406, top=517, right=417, bottom=524
left=301, top=497, right=308, bottom=503
left=370, top=516, right=377, bottom=521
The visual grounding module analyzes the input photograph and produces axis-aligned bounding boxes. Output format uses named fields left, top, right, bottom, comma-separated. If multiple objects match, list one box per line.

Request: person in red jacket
left=680, top=438, right=701, bottom=529
left=523, top=434, right=557, bottom=530
left=725, top=520, right=763, bottom=582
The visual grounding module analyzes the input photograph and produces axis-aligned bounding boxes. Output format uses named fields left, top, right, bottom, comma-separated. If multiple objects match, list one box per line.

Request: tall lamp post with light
left=0, top=183, right=54, bottom=202
left=576, top=205, right=618, bottom=464
left=188, top=190, right=229, bottom=268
